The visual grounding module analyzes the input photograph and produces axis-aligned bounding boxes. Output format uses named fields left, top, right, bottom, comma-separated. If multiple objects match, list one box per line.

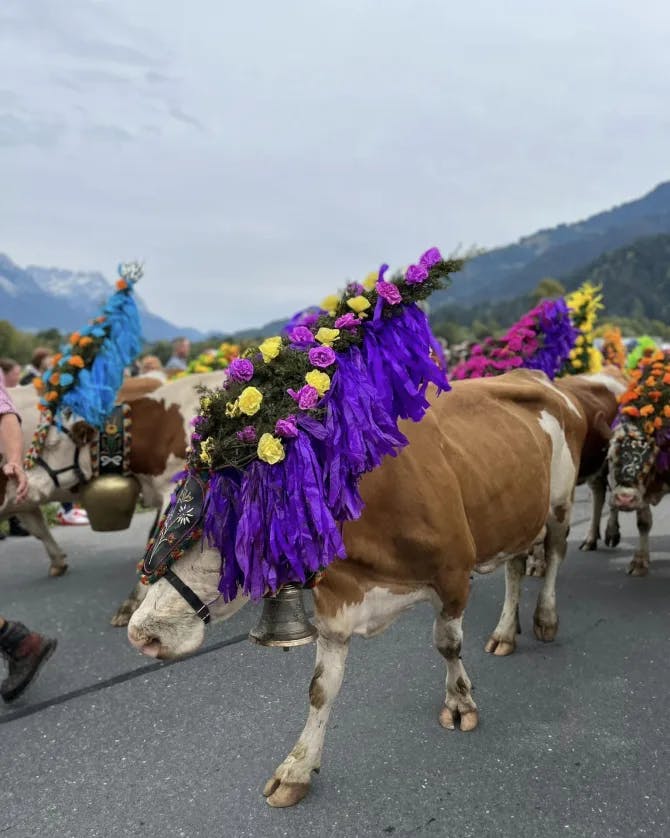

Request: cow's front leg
left=263, top=633, right=349, bottom=808
left=485, top=554, right=525, bottom=656
left=580, top=473, right=606, bottom=551
left=604, top=506, right=621, bottom=548
left=14, top=508, right=68, bottom=577
left=434, top=611, right=478, bottom=731
left=533, top=508, right=570, bottom=643
left=111, top=580, right=148, bottom=626
left=628, top=504, right=652, bottom=577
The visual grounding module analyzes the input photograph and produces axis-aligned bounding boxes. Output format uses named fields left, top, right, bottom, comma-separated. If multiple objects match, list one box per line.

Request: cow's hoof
left=533, top=616, right=558, bottom=643
left=526, top=559, right=547, bottom=577
left=439, top=706, right=478, bottom=731
left=627, top=563, right=649, bottom=577
left=110, top=605, right=134, bottom=627
left=263, top=778, right=310, bottom=808
left=484, top=636, right=515, bottom=656
left=605, top=531, right=620, bottom=548
left=49, top=563, right=68, bottom=577
left=579, top=539, right=597, bottom=552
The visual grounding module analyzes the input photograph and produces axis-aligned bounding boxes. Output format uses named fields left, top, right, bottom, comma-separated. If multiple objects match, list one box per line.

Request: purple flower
left=189, top=415, right=203, bottom=427
left=275, top=415, right=299, bottom=438
left=419, top=247, right=442, bottom=269
left=288, top=384, right=320, bottom=410
left=228, top=358, right=254, bottom=382
left=236, top=425, right=257, bottom=443
left=308, top=345, right=337, bottom=368
left=405, top=263, right=429, bottom=285
left=334, top=313, right=359, bottom=330
left=288, top=325, right=316, bottom=347
left=376, top=279, right=402, bottom=305
left=191, top=432, right=202, bottom=442
left=345, top=281, right=365, bottom=296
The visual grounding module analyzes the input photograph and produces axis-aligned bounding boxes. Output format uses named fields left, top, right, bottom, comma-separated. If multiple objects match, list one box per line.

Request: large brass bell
left=79, top=475, right=140, bottom=532
left=249, top=584, right=318, bottom=648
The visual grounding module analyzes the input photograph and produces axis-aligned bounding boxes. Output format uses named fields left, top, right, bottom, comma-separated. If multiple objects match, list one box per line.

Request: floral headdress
left=450, top=297, right=578, bottom=380
left=176, top=342, right=241, bottom=377
left=153, top=248, right=462, bottom=599
left=601, top=326, right=627, bottom=370
left=619, top=350, right=670, bottom=434
left=562, top=282, right=603, bottom=375
left=626, top=335, right=658, bottom=372
left=25, top=263, right=143, bottom=468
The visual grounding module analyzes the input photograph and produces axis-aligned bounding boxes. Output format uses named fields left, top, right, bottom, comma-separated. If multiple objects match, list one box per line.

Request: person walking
left=0, top=359, right=30, bottom=538
left=165, top=337, right=190, bottom=377
left=0, top=369, right=57, bottom=702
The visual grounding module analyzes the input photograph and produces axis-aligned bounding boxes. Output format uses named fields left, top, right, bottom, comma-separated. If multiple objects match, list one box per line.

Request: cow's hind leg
left=263, top=632, right=350, bottom=808
left=485, top=554, right=525, bottom=656
left=533, top=507, right=570, bottom=643
left=15, top=508, right=68, bottom=577
left=628, top=504, right=652, bottom=577
left=580, top=473, right=606, bottom=551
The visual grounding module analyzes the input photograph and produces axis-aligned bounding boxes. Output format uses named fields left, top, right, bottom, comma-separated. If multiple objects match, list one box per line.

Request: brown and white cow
left=1, top=373, right=223, bottom=619
left=127, top=369, right=588, bottom=808
left=524, top=369, right=627, bottom=578
left=607, top=420, right=666, bottom=576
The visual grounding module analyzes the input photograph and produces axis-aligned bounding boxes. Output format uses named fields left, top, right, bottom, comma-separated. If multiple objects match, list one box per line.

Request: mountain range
left=0, top=255, right=203, bottom=342
left=2, top=179, right=670, bottom=342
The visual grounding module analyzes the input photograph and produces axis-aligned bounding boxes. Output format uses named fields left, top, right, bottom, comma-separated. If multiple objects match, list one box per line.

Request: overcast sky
left=2, top=0, right=669, bottom=333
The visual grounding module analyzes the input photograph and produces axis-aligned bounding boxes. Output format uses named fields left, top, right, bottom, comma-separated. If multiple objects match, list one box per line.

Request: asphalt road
left=1, top=488, right=669, bottom=838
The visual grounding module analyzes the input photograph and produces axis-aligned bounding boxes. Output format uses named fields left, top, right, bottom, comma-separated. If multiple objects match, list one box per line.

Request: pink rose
left=419, top=247, right=442, bottom=269
left=376, top=280, right=402, bottom=305
left=288, top=384, right=320, bottom=410
left=308, top=345, right=336, bottom=368
left=275, top=416, right=299, bottom=438
left=405, top=264, right=429, bottom=285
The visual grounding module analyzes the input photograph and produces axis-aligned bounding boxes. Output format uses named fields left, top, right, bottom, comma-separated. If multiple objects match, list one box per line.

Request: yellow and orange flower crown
left=619, top=350, right=670, bottom=436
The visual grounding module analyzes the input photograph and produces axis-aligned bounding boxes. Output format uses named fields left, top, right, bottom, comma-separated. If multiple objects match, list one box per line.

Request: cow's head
left=609, top=423, right=658, bottom=511
left=5, top=413, right=96, bottom=510
left=127, top=544, right=247, bottom=659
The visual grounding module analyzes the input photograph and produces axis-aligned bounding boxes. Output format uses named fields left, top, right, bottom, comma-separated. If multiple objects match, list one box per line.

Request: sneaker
left=71, top=507, right=90, bottom=524
left=56, top=508, right=88, bottom=526
left=0, top=622, right=58, bottom=703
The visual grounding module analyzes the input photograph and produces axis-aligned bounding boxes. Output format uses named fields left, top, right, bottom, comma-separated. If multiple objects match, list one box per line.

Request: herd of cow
left=0, top=363, right=665, bottom=807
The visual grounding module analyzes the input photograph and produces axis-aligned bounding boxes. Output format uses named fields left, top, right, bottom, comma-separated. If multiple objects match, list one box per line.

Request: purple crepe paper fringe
left=202, top=303, right=449, bottom=601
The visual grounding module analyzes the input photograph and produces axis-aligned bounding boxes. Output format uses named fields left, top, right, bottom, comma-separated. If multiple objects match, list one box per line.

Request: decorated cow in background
left=127, top=248, right=590, bottom=808
left=607, top=349, right=670, bottom=576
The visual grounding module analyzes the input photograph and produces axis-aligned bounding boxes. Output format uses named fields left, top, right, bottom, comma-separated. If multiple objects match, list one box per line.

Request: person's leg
left=0, top=616, right=57, bottom=702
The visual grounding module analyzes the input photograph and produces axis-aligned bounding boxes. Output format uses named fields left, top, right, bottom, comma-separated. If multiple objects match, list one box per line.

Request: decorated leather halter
left=23, top=410, right=88, bottom=489
left=139, top=472, right=211, bottom=622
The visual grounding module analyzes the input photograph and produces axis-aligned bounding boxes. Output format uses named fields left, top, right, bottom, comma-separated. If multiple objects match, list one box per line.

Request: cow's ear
left=70, top=421, right=97, bottom=447
left=593, top=411, right=614, bottom=441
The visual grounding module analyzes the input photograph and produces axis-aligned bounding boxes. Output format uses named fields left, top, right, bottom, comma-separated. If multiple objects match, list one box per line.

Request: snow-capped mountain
left=0, top=254, right=203, bottom=341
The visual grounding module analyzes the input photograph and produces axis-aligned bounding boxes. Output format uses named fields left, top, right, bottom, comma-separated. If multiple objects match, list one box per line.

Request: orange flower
left=33, top=377, right=44, bottom=391
left=640, top=405, right=655, bottom=417
left=69, top=331, right=80, bottom=345
left=649, top=390, right=662, bottom=401
left=49, top=372, right=60, bottom=385
left=52, top=353, right=62, bottom=365
left=619, top=391, right=636, bottom=405
left=645, top=376, right=657, bottom=388
left=116, top=279, right=128, bottom=291
left=644, top=421, right=655, bottom=435
left=46, top=391, right=59, bottom=402
left=78, top=336, right=94, bottom=347
left=630, top=369, right=642, bottom=382
left=664, top=405, right=670, bottom=418
left=654, top=417, right=663, bottom=430
left=68, top=355, right=85, bottom=368
left=622, top=406, right=640, bottom=417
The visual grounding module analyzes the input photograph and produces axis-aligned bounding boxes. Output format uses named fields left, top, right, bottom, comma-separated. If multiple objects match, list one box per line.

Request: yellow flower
left=320, top=294, right=340, bottom=315
left=199, top=438, right=215, bottom=465
left=347, top=295, right=371, bottom=314
left=362, top=271, right=377, bottom=291
left=225, top=400, right=241, bottom=418
left=200, top=396, right=211, bottom=410
left=258, top=336, right=282, bottom=363
left=194, top=364, right=210, bottom=373
left=571, top=358, right=582, bottom=369
left=305, top=369, right=331, bottom=396
left=257, top=433, right=285, bottom=465
left=314, top=327, right=340, bottom=345
left=238, top=386, right=263, bottom=416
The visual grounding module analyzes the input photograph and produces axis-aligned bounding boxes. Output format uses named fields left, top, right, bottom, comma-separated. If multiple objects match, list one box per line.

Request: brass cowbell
left=249, top=583, right=318, bottom=648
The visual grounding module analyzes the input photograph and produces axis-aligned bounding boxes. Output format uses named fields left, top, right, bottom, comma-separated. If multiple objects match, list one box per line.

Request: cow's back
left=324, top=370, right=586, bottom=601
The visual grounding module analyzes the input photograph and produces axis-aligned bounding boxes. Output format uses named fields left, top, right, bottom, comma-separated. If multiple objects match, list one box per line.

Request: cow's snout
left=128, top=623, right=165, bottom=659
left=613, top=488, right=642, bottom=511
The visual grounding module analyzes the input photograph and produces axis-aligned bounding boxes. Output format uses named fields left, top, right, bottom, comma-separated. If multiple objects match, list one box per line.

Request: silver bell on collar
left=249, top=584, right=318, bottom=649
